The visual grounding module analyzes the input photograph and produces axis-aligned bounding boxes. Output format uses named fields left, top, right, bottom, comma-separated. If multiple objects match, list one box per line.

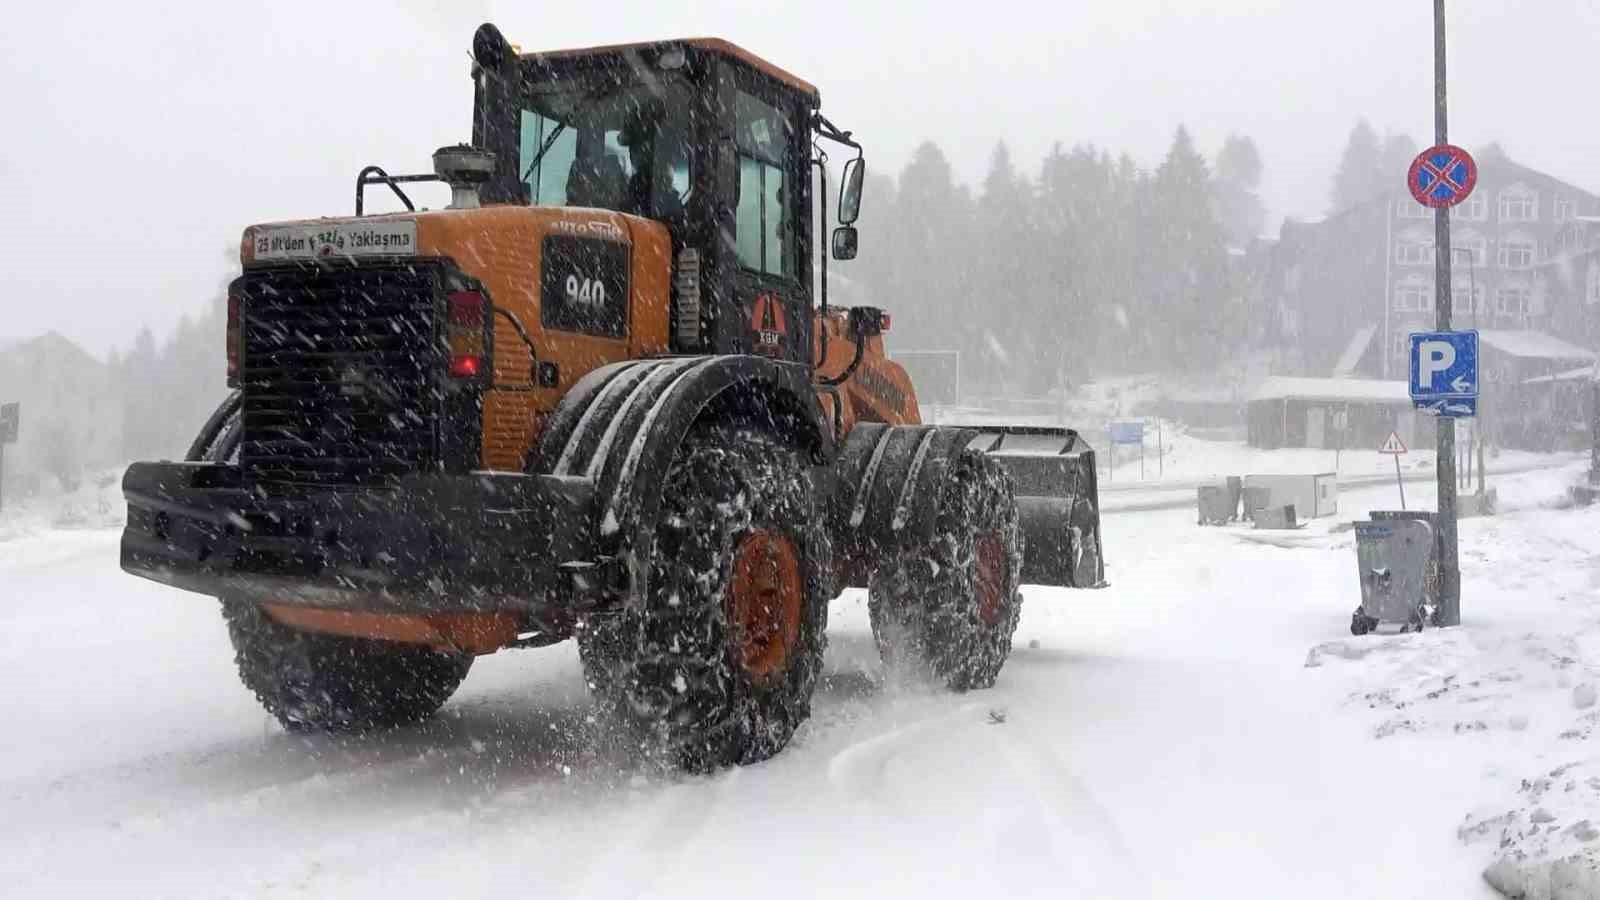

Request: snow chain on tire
left=222, top=599, right=472, bottom=732
left=867, top=450, right=1025, bottom=691
left=577, top=425, right=833, bottom=772
left=188, top=396, right=471, bottom=732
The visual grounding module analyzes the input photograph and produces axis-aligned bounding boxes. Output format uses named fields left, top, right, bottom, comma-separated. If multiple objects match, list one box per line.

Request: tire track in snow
left=559, top=770, right=728, bottom=897
left=985, top=714, right=1152, bottom=899
left=823, top=699, right=983, bottom=804
left=820, top=692, right=1147, bottom=898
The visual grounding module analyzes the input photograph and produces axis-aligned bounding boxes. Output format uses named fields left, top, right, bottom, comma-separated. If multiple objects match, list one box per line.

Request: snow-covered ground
left=2, top=460, right=1596, bottom=898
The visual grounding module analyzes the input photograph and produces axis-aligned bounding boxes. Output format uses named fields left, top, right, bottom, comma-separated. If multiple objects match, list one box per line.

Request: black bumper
left=121, top=462, right=605, bottom=615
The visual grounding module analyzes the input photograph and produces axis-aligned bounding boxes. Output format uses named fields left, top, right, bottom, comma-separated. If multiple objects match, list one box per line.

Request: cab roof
left=524, top=37, right=819, bottom=103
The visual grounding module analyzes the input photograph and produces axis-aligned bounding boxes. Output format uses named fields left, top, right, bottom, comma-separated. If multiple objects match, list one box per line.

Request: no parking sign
left=1407, top=145, right=1477, bottom=209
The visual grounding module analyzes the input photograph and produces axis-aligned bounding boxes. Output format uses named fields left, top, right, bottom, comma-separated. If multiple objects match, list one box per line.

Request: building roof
left=1252, top=376, right=1411, bottom=404
left=1476, top=155, right=1600, bottom=206
left=0, top=329, right=104, bottom=368
left=1523, top=364, right=1597, bottom=385
left=1331, top=325, right=1377, bottom=377
left=1478, top=329, right=1596, bottom=362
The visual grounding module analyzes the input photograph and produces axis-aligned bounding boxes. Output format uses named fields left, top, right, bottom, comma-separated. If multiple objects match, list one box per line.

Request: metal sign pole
left=0, top=402, right=15, bottom=517
left=1433, top=0, right=1462, bottom=626
left=1396, top=452, right=1406, bottom=511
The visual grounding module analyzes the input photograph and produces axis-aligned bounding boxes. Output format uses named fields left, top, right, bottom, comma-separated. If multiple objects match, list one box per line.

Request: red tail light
left=447, top=290, right=487, bottom=378
left=226, top=289, right=242, bottom=386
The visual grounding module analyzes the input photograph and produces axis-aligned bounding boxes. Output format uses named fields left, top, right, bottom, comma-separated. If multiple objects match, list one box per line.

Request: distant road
left=1100, top=454, right=1584, bottom=515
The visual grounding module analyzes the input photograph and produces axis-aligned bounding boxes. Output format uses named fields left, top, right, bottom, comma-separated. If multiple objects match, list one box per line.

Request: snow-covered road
left=3, top=464, right=1595, bottom=899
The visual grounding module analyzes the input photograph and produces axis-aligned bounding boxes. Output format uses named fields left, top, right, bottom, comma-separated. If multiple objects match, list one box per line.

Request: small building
left=1508, top=363, right=1596, bottom=451
left=1479, top=330, right=1595, bottom=450
left=1247, top=376, right=1432, bottom=450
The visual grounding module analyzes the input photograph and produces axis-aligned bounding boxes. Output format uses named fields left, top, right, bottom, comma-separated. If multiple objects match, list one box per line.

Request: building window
left=1496, top=283, right=1532, bottom=316
left=1555, top=197, right=1573, bottom=223
left=1497, top=234, right=1537, bottom=269
left=1391, top=328, right=1410, bottom=362
left=1395, top=238, right=1435, bottom=266
left=1395, top=198, right=1431, bottom=219
left=1451, top=281, right=1483, bottom=315
left=1498, top=187, right=1538, bottom=222
left=1556, top=223, right=1578, bottom=253
left=1453, top=231, right=1487, bottom=267
left=1393, top=277, right=1431, bottom=312
left=1451, top=192, right=1487, bottom=221
left=1587, top=261, right=1600, bottom=306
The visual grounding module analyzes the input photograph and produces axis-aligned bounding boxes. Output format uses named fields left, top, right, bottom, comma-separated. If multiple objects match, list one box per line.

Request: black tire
left=868, top=451, right=1024, bottom=691
left=222, top=600, right=472, bottom=732
left=1350, top=608, right=1375, bottom=636
left=1405, top=606, right=1427, bottom=634
left=577, top=425, right=833, bottom=772
left=191, top=399, right=469, bottom=732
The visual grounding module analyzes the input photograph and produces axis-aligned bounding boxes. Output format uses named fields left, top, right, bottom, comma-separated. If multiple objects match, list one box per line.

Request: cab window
left=520, top=110, right=578, bottom=206
left=518, top=84, right=691, bottom=219
left=733, top=90, right=795, bottom=278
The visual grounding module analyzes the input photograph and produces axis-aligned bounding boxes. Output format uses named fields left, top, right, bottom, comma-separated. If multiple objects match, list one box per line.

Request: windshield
left=519, top=82, right=692, bottom=220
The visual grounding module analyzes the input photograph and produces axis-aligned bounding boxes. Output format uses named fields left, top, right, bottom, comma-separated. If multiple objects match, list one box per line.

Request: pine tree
left=1149, top=125, right=1230, bottom=370
left=976, top=141, right=1034, bottom=388
left=1213, top=133, right=1265, bottom=250
left=1331, top=119, right=1385, bottom=211
left=1380, top=133, right=1419, bottom=184
left=888, top=142, right=965, bottom=359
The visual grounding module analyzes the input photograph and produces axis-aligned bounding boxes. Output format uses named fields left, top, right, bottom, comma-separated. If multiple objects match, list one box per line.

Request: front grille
left=237, top=262, right=444, bottom=488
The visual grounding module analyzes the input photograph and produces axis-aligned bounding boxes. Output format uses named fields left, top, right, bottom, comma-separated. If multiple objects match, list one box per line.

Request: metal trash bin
left=1197, top=482, right=1237, bottom=525
left=1241, top=486, right=1272, bottom=522
left=1351, top=512, right=1437, bottom=634
left=1252, top=504, right=1298, bottom=529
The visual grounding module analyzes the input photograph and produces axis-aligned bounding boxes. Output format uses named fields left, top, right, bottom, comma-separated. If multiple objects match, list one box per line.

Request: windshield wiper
left=520, top=121, right=569, bottom=185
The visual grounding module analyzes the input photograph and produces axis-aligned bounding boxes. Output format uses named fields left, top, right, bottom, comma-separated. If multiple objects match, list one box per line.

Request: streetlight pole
left=1433, top=0, right=1462, bottom=626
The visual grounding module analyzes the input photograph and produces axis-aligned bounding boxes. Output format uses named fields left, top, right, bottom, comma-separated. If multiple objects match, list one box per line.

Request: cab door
left=725, top=76, right=812, bottom=364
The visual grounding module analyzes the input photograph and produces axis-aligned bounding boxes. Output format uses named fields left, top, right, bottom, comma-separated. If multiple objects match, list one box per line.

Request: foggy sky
left=3, top=0, right=1594, bottom=358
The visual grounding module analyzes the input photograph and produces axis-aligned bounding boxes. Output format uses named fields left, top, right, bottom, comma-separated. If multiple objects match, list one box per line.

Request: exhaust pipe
left=433, top=144, right=496, bottom=210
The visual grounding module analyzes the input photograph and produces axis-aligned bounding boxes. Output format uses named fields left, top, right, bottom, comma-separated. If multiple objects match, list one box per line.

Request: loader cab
left=470, top=25, right=821, bottom=362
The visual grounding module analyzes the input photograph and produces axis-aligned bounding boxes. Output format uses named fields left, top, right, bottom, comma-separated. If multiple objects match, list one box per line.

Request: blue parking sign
left=1409, top=330, right=1478, bottom=418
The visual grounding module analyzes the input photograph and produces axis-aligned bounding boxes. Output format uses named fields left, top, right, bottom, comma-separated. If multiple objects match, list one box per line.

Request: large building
left=1268, top=150, right=1600, bottom=381
left=0, top=332, right=124, bottom=496
left=1535, top=215, right=1600, bottom=349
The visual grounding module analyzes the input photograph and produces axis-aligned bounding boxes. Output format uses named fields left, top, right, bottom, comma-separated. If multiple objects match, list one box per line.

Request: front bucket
left=965, top=427, right=1106, bottom=589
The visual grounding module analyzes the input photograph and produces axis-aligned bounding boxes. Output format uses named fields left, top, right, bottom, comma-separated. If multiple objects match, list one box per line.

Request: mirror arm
left=812, top=150, right=829, bottom=375
left=810, top=112, right=861, bottom=151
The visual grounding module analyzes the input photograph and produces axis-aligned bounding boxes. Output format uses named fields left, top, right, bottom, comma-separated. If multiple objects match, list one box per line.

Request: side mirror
left=832, top=225, right=858, bottom=261
left=838, top=157, right=865, bottom=225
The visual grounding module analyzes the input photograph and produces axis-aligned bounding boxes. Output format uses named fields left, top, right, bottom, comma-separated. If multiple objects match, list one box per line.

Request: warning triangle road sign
left=1378, top=431, right=1408, bottom=455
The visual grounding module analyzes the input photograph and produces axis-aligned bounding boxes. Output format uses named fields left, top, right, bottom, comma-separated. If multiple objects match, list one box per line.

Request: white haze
left=1, top=0, right=1594, bottom=355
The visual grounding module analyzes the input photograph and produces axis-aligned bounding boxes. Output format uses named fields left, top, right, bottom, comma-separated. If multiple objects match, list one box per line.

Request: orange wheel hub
left=975, top=533, right=1008, bottom=628
left=727, top=529, right=803, bottom=680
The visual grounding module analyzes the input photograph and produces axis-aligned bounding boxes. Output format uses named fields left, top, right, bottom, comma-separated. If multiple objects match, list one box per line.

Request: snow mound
left=1464, top=758, right=1600, bottom=899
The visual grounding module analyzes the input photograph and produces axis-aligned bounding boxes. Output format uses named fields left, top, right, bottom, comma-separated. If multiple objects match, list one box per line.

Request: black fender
left=184, top=390, right=242, bottom=462
left=827, top=423, right=1106, bottom=590
left=825, top=423, right=979, bottom=587
left=529, top=355, right=832, bottom=595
